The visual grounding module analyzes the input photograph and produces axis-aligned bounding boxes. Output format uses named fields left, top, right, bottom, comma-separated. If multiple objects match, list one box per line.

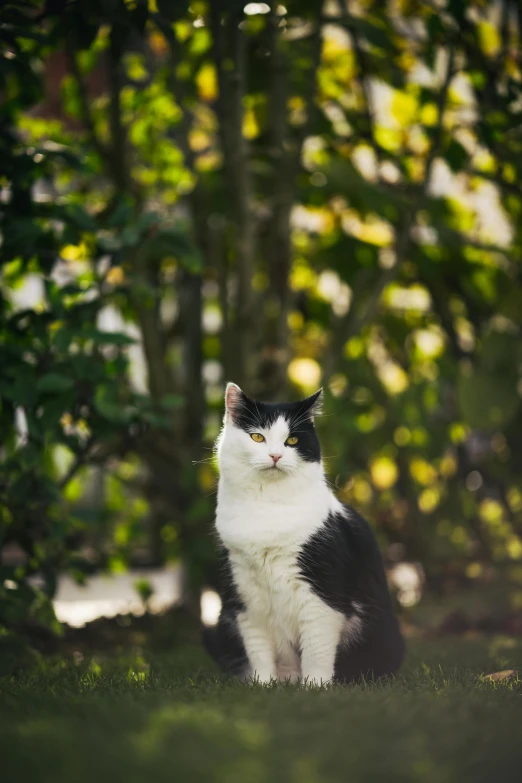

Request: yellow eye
left=286, top=436, right=299, bottom=446
left=250, top=433, right=265, bottom=443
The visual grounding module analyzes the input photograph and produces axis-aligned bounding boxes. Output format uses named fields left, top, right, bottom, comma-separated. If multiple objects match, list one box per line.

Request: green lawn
left=1, top=636, right=521, bottom=783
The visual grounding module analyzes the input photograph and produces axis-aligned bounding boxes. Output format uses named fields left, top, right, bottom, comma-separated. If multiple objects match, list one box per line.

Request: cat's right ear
left=225, top=382, right=244, bottom=423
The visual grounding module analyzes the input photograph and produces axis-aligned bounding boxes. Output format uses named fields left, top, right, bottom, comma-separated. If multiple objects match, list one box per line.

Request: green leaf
left=341, top=16, right=396, bottom=53
left=141, top=228, right=203, bottom=273
left=52, top=327, right=74, bottom=352
left=63, top=204, right=98, bottom=232
left=445, top=139, right=468, bottom=173
left=1, top=375, right=38, bottom=407
left=106, top=198, right=134, bottom=229
left=37, top=373, right=75, bottom=393
left=94, top=386, right=133, bottom=423
left=134, top=578, right=154, bottom=603
left=83, top=329, right=136, bottom=347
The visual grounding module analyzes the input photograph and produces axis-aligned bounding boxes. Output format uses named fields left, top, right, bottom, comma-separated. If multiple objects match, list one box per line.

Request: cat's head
left=217, top=383, right=323, bottom=483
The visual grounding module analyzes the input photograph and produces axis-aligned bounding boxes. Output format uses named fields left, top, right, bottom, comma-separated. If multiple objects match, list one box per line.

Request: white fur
left=215, top=401, right=363, bottom=685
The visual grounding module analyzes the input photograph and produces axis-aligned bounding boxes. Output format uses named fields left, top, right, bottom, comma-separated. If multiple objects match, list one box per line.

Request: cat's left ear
left=224, top=382, right=246, bottom=423
left=300, top=388, right=323, bottom=420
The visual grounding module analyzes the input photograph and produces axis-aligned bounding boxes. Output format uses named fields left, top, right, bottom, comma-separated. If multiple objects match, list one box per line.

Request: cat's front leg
left=299, top=602, right=345, bottom=687
left=237, top=613, right=276, bottom=684
left=276, top=642, right=301, bottom=683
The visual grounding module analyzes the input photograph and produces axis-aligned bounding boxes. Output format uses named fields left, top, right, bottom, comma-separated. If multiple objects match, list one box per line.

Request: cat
left=203, top=382, right=405, bottom=685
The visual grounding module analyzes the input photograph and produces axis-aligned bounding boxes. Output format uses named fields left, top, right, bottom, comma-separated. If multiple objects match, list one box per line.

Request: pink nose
left=269, top=453, right=282, bottom=464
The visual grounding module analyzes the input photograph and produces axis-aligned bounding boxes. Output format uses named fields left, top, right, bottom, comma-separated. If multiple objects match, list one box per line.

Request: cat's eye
left=250, top=433, right=265, bottom=443
left=286, top=436, right=299, bottom=446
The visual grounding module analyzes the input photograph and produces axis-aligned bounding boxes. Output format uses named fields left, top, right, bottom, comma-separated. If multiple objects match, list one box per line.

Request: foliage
left=2, top=0, right=522, bottom=628
left=0, top=4, right=166, bottom=630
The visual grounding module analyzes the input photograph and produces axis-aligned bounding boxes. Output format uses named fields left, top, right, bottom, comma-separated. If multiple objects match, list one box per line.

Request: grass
left=1, top=635, right=522, bottom=783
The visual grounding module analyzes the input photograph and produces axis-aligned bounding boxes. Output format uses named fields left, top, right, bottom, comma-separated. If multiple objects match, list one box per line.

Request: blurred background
left=2, top=0, right=522, bottom=647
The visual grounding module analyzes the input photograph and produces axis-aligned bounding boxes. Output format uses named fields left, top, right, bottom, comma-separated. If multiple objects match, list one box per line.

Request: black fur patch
left=297, top=507, right=391, bottom=616
left=219, top=546, right=245, bottom=614
left=230, top=389, right=322, bottom=463
left=297, top=506, right=404, bottom=682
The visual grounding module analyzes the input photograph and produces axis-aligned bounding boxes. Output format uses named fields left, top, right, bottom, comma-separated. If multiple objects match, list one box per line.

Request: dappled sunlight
left=200, top=589, right=222, bottom=627
left=317, top=271, right=352, bottom=317
left=369, top=456, right=398, bottom=492
left=388, top=563, right=425, bottom=608
left=383, top=284, right=432, bottom=312
left=287, top=358, right=321, bottom=392
left=53, top=567, right=182, bottom=628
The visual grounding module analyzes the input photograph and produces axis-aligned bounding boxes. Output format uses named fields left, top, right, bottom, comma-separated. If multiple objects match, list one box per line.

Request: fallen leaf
left=482, top=669, right=519, bottom=682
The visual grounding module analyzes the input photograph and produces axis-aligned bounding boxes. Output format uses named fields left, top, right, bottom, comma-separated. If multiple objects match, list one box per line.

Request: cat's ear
left=225, top=382, right=245, bottom=422
left=300, top=388, right=323, bottom=420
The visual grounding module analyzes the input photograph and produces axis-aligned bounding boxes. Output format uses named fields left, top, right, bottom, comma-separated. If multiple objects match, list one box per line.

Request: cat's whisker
left=252, top=399, right=264, bottom=430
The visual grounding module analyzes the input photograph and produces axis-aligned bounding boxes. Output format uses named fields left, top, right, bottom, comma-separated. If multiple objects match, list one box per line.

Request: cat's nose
left=269, top=453, right=282, bottom=464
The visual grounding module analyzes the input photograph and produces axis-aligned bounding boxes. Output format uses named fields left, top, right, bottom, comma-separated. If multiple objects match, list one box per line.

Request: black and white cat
left=203, top=383, right=404, bottom=685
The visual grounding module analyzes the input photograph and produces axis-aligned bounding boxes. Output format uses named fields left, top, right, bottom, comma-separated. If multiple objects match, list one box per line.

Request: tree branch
left=349, top=23, right=376, bottom=147
left=256, top=8, right=323, bottom=397
left=209, top=5, right=255, bottom=386
left=107, top=27, right=131, bottom=194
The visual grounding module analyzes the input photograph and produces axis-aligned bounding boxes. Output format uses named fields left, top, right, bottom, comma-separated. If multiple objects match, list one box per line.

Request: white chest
left=215, top=478, right=332, bottom=550
left=228, top=543, right=307, bottom=644
left=215, top=482, right=334, bottom=648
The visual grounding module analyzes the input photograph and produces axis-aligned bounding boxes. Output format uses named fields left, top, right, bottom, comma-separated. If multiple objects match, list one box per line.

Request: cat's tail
left=202, top=615, right=248, bottom=677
